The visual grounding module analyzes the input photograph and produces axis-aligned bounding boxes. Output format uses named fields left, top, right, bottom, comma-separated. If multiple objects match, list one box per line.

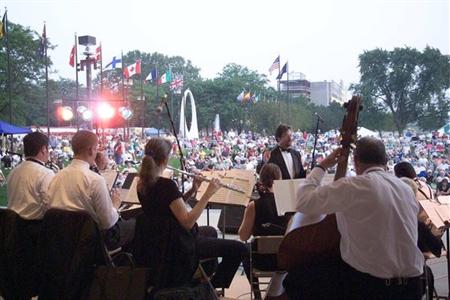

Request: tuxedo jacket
left=268, top=146, right=306, bottom=180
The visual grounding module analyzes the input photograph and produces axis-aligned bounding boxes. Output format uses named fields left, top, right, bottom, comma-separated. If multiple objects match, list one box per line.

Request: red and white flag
left=69, top=45, right=75, bottom=67
left=95, top=45, right=102, bottom=62
left=123, top=60, right=141, bottom=79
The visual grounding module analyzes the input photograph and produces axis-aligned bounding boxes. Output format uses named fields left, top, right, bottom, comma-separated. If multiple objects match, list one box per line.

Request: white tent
left=358, top=127, right=378, bottom=137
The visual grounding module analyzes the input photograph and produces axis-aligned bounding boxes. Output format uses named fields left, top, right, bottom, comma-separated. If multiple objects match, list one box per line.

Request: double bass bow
left=277, top=95, right=362, bottom=270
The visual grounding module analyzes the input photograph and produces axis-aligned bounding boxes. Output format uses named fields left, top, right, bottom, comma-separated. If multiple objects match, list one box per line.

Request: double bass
left=266, top=95, right=362, bottom=299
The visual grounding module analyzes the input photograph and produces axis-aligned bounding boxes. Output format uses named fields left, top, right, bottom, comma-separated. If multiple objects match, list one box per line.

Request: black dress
left=138, top=177, right=182, bottom=218
left=252, top=192, right=287, bottom=271
left=134, top=177, right=198, bottom=289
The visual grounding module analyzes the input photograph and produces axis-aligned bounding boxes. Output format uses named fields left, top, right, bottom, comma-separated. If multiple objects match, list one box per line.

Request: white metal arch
left=179, top=89, right=199, bottom=139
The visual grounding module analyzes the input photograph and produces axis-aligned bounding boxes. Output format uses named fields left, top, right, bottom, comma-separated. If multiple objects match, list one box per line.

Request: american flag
left=269, top=55, right=280, bottom=74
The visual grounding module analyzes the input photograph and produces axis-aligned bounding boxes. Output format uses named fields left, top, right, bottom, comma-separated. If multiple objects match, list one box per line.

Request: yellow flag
left=0, top=12, right=7, bottom=39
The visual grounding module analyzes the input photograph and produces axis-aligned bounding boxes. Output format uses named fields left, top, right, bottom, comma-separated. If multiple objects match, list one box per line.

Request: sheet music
left=273, top=179, right=305, bottom=216
left=123, top=177, right=140, bottom=204
left=419, top=200, right=446, bottom=228
left=101, top=170, right=118, bottom=191
left=437, top=195, right=450, bottom=205
left=435, top=205, right=450, bottom=227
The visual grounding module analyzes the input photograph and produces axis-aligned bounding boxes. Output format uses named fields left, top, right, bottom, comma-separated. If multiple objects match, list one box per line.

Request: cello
left=266, top=95, right=362, bottom=299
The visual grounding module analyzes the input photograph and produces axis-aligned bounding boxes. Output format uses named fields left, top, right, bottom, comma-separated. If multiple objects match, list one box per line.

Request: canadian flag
left=95, top=45, right=102, bottom=62
left=123, top=60, right=141, bottom=79
left=69, top=45, right=75, bottom=67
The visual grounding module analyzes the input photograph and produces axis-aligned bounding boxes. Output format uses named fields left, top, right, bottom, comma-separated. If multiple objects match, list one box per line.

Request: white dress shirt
left=7, top=160, right=55, bottom=220
left=280, top=148, right=294, bottom=179
left=47, top=159, right=119, bottom=230
left=296, top=166, right=423, bottom=278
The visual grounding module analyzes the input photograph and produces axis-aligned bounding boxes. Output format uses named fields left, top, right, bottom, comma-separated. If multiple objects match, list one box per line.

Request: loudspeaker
left=215, top=204, right=245, bottom=234
left=78, top=35, right=96, bottom=46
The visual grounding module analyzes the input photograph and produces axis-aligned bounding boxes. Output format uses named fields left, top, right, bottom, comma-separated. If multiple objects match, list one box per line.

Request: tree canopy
left=352, top=46, right=450, bottom=133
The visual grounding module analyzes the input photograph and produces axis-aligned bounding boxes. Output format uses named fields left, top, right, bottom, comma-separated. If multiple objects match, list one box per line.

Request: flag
left=170, top=74, right=184, bottom=94
left=95, top=45, right=102, bottom=62
left=0, top=11, right=7, bottom=39
left=145, top=67, right=158, bottom=82
left=170, top=74, right=183, bottom=89
left=159, top=70, right=172, bottom=85
left=276, top=62, right=288, bottom=80
left=123, top=60, right=141, bottom=79
left=244, top=92, right=251, bottom=102
left=38, top=24, right=46, bottom=58
left=269, top=55, right=280, bottom=75
left=69, top=45, right=76, bottom=67
left=103, top=56, right=122, bottom=70
left=236, top=91, right=244, bottom=102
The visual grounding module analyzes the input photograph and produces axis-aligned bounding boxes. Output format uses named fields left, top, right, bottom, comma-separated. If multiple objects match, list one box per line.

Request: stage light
left=118, top=106, right=133, bottom=120
left=81, top=109, right=93, bottom=121
left=97, top=102, right=115, bottom=120
left=77, top=105, right=87, bottom=114
left=61, top=106, right=74, bottom=121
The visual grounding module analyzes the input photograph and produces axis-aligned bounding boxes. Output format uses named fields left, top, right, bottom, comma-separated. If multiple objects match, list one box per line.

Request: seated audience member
left=7, top=132, right=55, bottom=220
left=437, top=177, right=450, bottom=196
left=47, top=130, right=135, bottom=250
left=137, top=138, right=251, bottom=290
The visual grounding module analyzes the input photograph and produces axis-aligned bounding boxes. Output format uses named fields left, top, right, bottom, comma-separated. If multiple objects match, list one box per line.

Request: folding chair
left=38, top=208, right=134, bottom=299
left=0, top=208, right=42, bottom=299
left=250, top=235, right=286, bottom=300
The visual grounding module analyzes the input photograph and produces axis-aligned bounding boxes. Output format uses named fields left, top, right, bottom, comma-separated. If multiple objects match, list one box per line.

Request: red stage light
left=97, top=102, right=115, bottom=120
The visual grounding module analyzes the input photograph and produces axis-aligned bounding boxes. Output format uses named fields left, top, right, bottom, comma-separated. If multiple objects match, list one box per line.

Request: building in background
left=279, top=72, right=311, bottom=99
left=310, top=80, right=347, bottom=106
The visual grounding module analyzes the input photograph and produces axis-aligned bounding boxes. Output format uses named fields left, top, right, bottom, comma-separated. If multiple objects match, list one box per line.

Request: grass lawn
left=0, top=168, right=10, bottom=207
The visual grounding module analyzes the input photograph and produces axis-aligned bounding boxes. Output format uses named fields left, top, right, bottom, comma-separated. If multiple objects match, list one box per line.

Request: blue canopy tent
left=0, top=120, right=32, bottom=135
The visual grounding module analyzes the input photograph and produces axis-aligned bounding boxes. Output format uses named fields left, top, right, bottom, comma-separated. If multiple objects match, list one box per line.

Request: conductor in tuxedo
left=268, top=124, right=306, bottom=180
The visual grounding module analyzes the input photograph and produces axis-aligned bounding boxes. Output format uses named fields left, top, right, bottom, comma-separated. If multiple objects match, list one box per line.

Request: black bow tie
left=281, top=148, right=291, bottom=153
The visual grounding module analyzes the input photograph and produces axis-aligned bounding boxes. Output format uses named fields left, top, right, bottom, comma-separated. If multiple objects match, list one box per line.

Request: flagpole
left=277, top=79, right=281, bottom=124
left=99, top=42, right=103, bottom=95
left=140, top=57, right=144, bottom=138
left=75, top=33, right=79, bottom=130
left=156, top=66, right=160, bottom=137
left=121, top=51, right=126, bottom=139
left=43, top=23, right=50, bottom=136
left=286, top=61, right=290, bottom=125
left=5, top=9, right=11, bottom=125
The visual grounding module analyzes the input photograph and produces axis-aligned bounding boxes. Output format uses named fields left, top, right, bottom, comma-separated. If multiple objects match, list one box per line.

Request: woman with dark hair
left=239, top=163, right=287, bottom=271
left=136, top=138, right=251, bottom=291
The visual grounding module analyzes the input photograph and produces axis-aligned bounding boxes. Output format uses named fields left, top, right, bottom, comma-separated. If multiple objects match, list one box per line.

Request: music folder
left=273, top=179, right=304, bottom=216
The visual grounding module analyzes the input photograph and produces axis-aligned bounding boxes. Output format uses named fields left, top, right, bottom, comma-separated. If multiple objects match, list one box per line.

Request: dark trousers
left=103, top=218, right=136, bottom=251
left=284, top=257, right=423, bottom=300
left=196, top=226, right=250, bottom=289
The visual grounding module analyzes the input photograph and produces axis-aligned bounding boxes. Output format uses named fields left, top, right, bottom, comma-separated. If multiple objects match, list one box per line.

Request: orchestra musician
left=239, top=162, right=287, bottom=268
left=287, top=137, right=424, bottom=299
left=7, top=132, right=55, bottom=220
left=47, top=130, right=135, bottom=250
left=268, top=124, right=306, bottom=180
left=136, top=138, right=252, bottom=291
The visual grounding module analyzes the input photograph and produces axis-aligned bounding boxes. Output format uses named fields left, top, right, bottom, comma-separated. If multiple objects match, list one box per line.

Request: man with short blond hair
left=48, top=130, right=134, bottom=249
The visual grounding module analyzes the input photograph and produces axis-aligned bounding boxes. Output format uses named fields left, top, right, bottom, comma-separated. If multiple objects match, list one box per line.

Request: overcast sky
left=4, top=0, right=449, bottom=89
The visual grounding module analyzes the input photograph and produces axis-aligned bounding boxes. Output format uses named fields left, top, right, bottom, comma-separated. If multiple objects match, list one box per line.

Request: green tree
left=353, top=46, right=450, bottom=133
left=0, top=21, right=51, bottom=125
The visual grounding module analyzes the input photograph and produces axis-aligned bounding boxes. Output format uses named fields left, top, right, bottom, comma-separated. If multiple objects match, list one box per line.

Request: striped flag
left=95, top=45, right=102, bottom=62
left=269, top=55, right=280, bottom=75
left=170, top=74, right=184, bottom=94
